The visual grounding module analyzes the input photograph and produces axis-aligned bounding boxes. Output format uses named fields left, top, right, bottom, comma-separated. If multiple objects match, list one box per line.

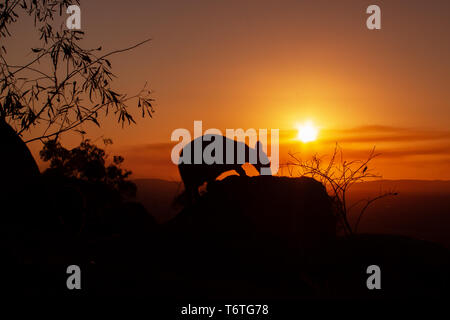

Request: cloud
left=125, top=142, right=176, bottom=152
left=319, top=126, right=450, bottom=144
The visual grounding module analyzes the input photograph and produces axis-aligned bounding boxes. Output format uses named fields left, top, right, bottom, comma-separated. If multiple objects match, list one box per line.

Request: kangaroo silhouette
left=178, top=134, right=270, bottom=201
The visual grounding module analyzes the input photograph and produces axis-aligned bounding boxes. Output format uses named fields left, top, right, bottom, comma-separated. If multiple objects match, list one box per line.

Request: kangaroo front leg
left=236, top=165, right=248, bottom=177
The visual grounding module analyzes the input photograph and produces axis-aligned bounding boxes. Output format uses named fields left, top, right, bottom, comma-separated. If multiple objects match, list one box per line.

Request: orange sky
left=6, top=0, right=450, bottom=180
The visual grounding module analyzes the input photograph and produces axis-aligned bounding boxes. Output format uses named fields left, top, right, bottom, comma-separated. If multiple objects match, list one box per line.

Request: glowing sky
left=6, top=0, right=450, bottom=180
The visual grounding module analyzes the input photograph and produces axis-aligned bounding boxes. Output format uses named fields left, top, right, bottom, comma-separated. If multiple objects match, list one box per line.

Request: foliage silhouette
left=40, top=138, right=137, bottom=198
left=0, top=0, right=154, bottom=143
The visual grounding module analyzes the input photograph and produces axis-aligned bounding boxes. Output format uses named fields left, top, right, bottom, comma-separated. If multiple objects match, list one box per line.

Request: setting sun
left=297, top=121, right=319, bottom=143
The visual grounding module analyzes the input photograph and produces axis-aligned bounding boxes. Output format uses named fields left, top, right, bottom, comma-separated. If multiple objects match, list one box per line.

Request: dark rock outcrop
left=0, top=120, right=40, bottom=185
left=170, top=175, right=336, bottom=252
left=0, top=120, right=41, bottom=227
left=160, top=175, right=336, bottom=298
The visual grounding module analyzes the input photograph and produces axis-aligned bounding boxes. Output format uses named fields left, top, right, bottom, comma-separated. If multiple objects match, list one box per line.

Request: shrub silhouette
left=40, top=139, right=136, bottom=198
left=39, top=139, right=157, bottom=235
left=285, top=144, right=397, bottom=235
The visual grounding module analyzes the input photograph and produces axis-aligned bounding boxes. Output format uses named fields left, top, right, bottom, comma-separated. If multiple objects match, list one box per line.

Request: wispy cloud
left=319, top=126, right=450, bottom=144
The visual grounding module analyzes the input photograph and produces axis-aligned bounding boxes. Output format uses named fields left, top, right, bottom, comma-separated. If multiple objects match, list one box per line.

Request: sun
left=297, top=121, right=319, bottom=143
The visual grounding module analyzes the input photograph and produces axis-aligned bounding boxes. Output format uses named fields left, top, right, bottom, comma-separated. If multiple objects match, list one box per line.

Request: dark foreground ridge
left=162, top=175, right=450, bottom=299
left=2, top=164, right=449, bottom=297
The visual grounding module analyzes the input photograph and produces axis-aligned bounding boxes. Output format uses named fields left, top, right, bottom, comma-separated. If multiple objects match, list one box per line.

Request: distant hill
left=350, top=179, right=450, bottom=195
left=134, top=178, right=450, bottom=248
left=348, top=180, right=450, bottom=248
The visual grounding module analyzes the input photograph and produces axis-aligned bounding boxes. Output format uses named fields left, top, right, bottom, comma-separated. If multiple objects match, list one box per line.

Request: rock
left=0, top=120, right=40, bottom=186
left=0, top=120, right=41, bottom=227
left=170, top=175, right=336, bottom=253
left=161, top=175, right=335, bottom=298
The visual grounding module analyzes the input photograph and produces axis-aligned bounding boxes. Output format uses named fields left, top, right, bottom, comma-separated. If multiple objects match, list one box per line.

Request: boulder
left=170, top=175, right=336, bottom=254
left=0, top=120, right=41, bottom=227
left=0, top=120, right=40, bottom=185
left=161, top=175, right=335, bottom=298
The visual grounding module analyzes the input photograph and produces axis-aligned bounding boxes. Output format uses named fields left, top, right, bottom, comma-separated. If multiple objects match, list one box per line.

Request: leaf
left=91, top=117, right=100, bottom=127
left=82, top=55, right=92, bottom=63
